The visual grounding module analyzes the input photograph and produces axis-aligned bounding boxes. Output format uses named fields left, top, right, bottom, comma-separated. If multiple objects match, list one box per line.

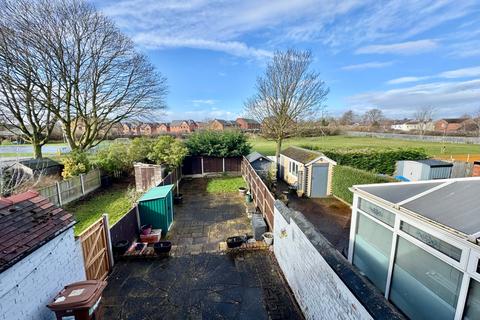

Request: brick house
left=209, top=119, right=238, bottom=131
left=139, top=123, right=160, bottom=136
left=157, top=123, right=170, bottom=133
left=0, top=191, right=85, bottom=320
left=236, top=118, right=261, bottom=131
left=434, top=118, right=470, bottom=132
left=170, top=120, right=197, bottom=133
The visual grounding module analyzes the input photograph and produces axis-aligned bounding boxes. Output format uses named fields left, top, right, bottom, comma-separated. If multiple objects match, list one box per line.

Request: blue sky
left=94, top=0, right=480, bottom=121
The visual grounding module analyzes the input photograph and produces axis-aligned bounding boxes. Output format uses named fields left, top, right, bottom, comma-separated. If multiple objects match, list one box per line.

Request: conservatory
left=348, top=178, right=480, bottom=320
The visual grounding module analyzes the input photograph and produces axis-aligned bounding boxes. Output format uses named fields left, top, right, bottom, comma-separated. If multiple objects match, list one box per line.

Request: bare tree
left=471, top=107, right=480, bottom=137
left=0, top=5, right=58, bottom=158
left=414, top=106, right=435, bottom=135
left=339, top=110, right=356, bottom=125
left=245, top=49, right=329, bottom=161
left=363, top=108, right=384, bottom=128
left=0, top=0, right=167, bottom=152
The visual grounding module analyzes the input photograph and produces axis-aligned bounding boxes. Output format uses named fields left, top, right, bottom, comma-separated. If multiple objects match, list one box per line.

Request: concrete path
left=167, top=178, right=252, bottom=256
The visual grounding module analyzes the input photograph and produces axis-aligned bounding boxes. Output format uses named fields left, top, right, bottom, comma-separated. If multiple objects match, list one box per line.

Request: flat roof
left=139, top=184, right=174, bottom=202
left=353, top=178, right=480, bottom=238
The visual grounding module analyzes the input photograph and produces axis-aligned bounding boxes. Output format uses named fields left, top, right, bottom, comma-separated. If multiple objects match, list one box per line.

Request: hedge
left=332, top=165, right=394, bottom=204
left=301, top=145, right=428, bottom=175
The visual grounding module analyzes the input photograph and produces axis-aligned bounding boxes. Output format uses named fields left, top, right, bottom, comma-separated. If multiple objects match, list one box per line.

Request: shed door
left=310, top=163, right=329, bottom=197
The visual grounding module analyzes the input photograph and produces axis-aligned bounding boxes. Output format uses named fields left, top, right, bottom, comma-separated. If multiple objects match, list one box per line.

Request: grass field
left=66, top=182, right=138, bottom=236
left=206, top=177, right=246, bottom=193
left=249, top=135, right=480, bottom=157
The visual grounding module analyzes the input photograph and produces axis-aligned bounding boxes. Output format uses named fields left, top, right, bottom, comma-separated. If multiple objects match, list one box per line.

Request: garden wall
left=0, top=228, right=85, bottom=320
left=273, top=201, right=404, bottom=320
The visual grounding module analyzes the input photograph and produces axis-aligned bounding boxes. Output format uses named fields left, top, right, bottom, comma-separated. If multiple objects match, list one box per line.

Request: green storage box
left=138, top=184, right=174, bottom=235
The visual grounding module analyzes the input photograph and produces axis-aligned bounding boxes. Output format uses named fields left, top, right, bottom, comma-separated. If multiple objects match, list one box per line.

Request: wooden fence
left=109, top=207, right=139, bottom=247
left=38, top=169, right=101, bottom=206
left=158, top=166, right=182, bottom=190
left=78, top=214, right=113, bottom=280
left=182, top=156, right=242, bottom=176
left=241, top=157, right=275, bottom=229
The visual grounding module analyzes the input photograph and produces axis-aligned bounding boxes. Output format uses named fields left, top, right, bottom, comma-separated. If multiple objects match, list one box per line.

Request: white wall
left=0, top=228, right=86, bottom=320
left=273, top=203, right=372, bottom=320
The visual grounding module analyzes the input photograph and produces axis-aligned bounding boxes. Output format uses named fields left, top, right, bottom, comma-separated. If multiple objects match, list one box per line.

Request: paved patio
left=102, top=247, right=303, bottom=319
left=167, top=178, right=252, bottom=256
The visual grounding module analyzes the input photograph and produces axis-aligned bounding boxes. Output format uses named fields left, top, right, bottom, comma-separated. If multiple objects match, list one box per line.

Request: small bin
left=47, top=280, right=107, bottom=320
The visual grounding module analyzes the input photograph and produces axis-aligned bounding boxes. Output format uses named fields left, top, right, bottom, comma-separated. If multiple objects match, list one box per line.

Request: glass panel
left=400, top=221, right=462, bottom=262
left=463, top=279, right=480, bottom=320
left=353, top=213, right=393, bottom=293
left=390, top=237, right=463, bottom=320
left=358, top=198, right=395, bottom=227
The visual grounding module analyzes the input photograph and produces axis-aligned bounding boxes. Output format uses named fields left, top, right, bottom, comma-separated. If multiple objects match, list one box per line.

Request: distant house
left=279, top=146, right=336, bottom=198
left=170, top=120, right=197, bottom=133
left=0, top=191, right=85, bottom=320
left=121, top=122, right=140, bottom=136
left=13, top=158, right=63, bottom=177
left=139, top=122, right=161, bottom=136
left=210, top=119, right=238, bottom=131
left=157, top=123, right=170, bottom=133
left=236, top=118, right=261, bottom=131
left=434, top=118, right=470, bottom=132
left=391, top=119, right=434, bottom=132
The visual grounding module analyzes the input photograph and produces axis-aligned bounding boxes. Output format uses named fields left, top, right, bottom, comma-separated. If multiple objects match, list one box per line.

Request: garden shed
left=13, top=158, right=63, bottom=177
left=279, top=146, right=336, bottom=198
left=246, top=151, right=272, bottom=177
left=395, top=159, right=452, bottom=181
left=138, top=184, right=174, bottom=235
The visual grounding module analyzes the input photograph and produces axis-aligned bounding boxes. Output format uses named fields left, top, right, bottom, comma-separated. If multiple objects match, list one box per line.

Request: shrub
left=332, top=165, right=394, bottom=204
left=62, top=150, right=90, bottom=178
left=148, top=136, right=188, bottom=169
left=301, top=145, right=428, bottom=175
left=185, top=130, right=251, bottom=157
left=129, top=137, right=153, bottom=163
left=96, top=141, right=132, bottom=174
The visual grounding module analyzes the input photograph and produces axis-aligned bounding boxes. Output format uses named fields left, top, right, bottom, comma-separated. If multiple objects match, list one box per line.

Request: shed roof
left=0, top=191, right=75, bottom=272
left=280, top=146, right=323, bottom=164
left=139, top=185, right=174, bottom=202
left=353, top=178, right=480, bottom=238
left=416, top=159, right=453, bottom=167
left=18, top=158, right=62, bottom=170
left=246, top=152, right=271, bottom=163
left=438, top=118, right=469, bottom=124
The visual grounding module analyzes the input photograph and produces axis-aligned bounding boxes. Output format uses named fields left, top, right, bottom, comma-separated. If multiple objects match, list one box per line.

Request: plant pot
left=227, top=236, right=246, bottom=248
left=174, top=194, right=183, bottom=204
left=140, top=224, right=152, bottom=236
left=113, top=240, right=130, bottom=255
left=238, top=187, right=247, bottom=195
left=262, top=232, right=274, bottom=246
left=245, top=194, right=252, bottom=203
left=153, top=241, right=172, bottom=254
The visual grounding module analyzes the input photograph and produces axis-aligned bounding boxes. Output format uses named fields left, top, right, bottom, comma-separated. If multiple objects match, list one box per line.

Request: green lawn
left=249, top=135, right=480, bottom=157
left=206, top=177, right=246, bottom=193
left=66, top=182, right=138, bottom=236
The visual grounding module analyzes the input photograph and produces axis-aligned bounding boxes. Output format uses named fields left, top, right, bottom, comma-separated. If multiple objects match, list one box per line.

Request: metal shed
left=395, top=159, right=452, bottom=181
left=138, top=184, right=174, bottom=235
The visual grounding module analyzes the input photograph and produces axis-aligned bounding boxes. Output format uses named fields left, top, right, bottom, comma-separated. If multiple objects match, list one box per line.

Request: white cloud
left=355, top=39, right=438, bottom=55
left=341, top=61, right=394, bottom=71
left=387, top=76, right=430, bottom=84
left=439, top=66, right=480, bottom=79
left=191, top=99, right=217, bottom=106
left=347, top=79, right=480, bottom=117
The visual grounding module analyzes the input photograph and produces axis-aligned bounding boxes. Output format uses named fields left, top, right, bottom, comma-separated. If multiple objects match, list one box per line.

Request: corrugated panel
left=428, top=166, right=452, bottom=179
left=138, top=197, right=168, bottom=231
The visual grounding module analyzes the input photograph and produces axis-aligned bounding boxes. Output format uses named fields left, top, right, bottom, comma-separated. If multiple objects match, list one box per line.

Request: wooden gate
left=78, top=216, right=112, bottom=280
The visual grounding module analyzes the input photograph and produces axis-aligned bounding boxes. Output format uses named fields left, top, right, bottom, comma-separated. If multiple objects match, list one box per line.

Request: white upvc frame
left=349, top=192, right=480, bottom=319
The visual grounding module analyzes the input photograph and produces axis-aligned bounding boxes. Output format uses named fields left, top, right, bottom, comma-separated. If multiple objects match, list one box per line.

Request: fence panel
left=38, top=184, right=60, bottom=206
left=182, top=156, right=202, bottom=175
left=225, top=157, right=242, bottom=172
left=83, top=170, right=101, bottom=194
left=203, top=157, right=223, bottom=173
left=79, top=217, right=111, bottom=280
left=59, top=176, right=82, bottom=204
left=110, top=207, right=139, bottom=246
left=242, top=158, right=274, bottom=229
